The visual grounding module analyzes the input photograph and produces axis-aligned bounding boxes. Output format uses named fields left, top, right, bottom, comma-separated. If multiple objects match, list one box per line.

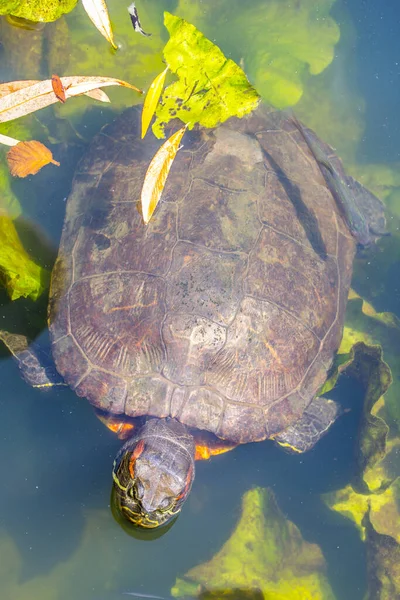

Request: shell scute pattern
left=69, top=273, right=166, bottom=377
left=162, top=314, right=227, bottom=386
left=165, top=242, right=247, bottom=327
left=50, top=106, right=356, bottom=443
left=205, top=296, right=319, bottom=404
left=245, top=227, right=338, bottom=338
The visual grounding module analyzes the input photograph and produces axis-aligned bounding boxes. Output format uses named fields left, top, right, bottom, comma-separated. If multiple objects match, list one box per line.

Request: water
left=0, top=1, right=399, bottom=599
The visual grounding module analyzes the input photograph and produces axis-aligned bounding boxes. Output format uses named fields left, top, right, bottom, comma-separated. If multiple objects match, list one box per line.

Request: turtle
left=0, top=104, right=387, bottom=529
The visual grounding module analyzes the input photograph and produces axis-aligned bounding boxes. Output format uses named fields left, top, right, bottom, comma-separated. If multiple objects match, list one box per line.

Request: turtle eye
left=135, top=479, right=144, bottom=500
left=159, top=497, right=174, bottom=511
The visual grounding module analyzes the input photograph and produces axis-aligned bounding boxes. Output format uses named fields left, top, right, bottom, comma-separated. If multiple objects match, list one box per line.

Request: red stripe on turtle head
left=176, top=464, right=193, bottom=501
left=128, top=439, right=145, bottom=479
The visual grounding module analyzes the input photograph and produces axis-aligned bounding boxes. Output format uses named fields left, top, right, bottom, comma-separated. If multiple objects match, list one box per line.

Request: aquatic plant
left=0, top=16, right=70, bottom=80
left=0, top=214, right=48, bottom=300
left=171, top=487, right=335, bottom=600
left=321, top=300, right=400, bottom=597
left=175, top=0, right=340, bottom=109
left=0, top=0, right=78, bottom=22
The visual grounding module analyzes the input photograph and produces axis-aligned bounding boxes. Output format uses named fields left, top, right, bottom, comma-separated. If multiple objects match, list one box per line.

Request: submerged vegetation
left=0, top=0, right=400, bottom=598
left=172, top=487, right=336, bottom=600
left=0, top=0, right=78, bottom=22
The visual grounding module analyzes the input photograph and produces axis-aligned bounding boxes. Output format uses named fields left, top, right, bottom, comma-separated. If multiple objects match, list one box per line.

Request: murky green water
left=1, top=1, right=400, bottom=599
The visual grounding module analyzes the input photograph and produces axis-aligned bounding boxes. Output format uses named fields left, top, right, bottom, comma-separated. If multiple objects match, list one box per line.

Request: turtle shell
left=49, top=105, right=356, bottom=444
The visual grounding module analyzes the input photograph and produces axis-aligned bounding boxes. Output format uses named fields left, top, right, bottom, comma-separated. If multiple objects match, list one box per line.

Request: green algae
left=0, top=162, right=21, bottom=220
left=0, top=508, right=126, bottom=599
left=63, top=0, right=166, bottom=120
left=171, top=487, right=335, bottom=600
left=0, top=121, right=50, bottom=301
left=363, top=509, right=400, bottom=600
left=0, top=0, right=77, bottom=22
left=175, top=0, right=340, bottom=109
left=0, top=215, right=48, bottom=301
left=0, top=15, right=71, bottom=79
left=65, top=0, right=339, bottom=130
left=295, top=66, right=365, bottom=165
left=321, top=302, right=400, bottom=596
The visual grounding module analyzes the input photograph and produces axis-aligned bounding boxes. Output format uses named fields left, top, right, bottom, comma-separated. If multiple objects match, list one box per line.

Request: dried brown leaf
left=141, top=125, right=186, bottom=224
left=0, top=76, right=142, bottom=124
left=51, top=74, right=67, bottom=103
left=81, top=0, right=117, bottom=49
left=7, top=140, right=60, bottom=178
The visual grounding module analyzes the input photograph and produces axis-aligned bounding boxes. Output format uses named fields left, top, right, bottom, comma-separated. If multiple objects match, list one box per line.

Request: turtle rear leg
left=273, top=396, right=341, bottom=453
left=0, top=330, right=65, bottom=389
left=345, top=176, right=388, bottom=246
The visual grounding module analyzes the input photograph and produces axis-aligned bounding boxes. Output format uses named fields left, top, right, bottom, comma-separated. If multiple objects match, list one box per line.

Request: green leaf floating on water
left=171, top=487, right=335, bottom=600
left=0, top=215, right=48, bottom=301
left=152, top=12, right=260, bottom=139
left=0, top=0, right=78, bottom=22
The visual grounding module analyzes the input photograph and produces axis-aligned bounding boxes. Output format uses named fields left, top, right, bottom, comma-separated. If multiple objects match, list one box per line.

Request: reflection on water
left=0, top=0, right=399, bottom=599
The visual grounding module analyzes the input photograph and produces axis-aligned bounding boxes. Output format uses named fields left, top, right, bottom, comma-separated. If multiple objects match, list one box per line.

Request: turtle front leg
left=94, top=409, right=136, bottom=439
left=272, top=396, right=341, bottom=453
left=0, top=330, right=65, bottom=389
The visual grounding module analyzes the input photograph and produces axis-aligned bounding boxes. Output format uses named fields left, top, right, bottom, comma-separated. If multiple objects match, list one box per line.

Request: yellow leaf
left=6, top=141, right=60, bottom=178
left=141, top=67, right=168, bottom=139
left=0, top=133, right=20, bottom=147
left=141, top=125, right=186, bottom=224
left=0, top=76, right=142, bottom=124
left=81, top=0, right=117, bottom=49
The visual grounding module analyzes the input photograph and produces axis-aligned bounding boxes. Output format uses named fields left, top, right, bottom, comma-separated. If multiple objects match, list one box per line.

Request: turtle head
left=112, top=418, right=195, bottom=528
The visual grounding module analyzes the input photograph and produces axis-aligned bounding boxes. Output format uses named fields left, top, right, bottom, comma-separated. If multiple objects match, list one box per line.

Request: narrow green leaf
left=142, top=67, right=168, bottom=139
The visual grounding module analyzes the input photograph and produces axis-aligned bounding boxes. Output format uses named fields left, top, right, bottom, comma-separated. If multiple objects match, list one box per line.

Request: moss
left=0, top=0, right=78, bottom=22
left=171, top=487, right=335, bottom=600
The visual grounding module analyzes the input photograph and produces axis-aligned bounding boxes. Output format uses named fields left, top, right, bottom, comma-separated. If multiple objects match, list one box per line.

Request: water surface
left=0, top=1, right=399, bottom=599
